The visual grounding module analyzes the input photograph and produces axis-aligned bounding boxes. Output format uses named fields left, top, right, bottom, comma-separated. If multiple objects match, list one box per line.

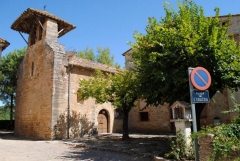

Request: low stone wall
left=199, top=134, right=240, bottom=161
left=199, top=134, right=214, bottom=161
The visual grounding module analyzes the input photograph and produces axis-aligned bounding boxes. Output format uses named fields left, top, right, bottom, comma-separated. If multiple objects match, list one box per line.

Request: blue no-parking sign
left=190, top=67, right=211, bottom=91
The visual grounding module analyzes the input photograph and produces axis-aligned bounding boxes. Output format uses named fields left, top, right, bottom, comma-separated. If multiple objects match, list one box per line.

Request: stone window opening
left=37, top=24, right=43, bottom=41
left=140, top=112, right=149, bottom=121
left=31, top=62, right=34, bottom=76
left=35, top=16, right=45, bottom=42
left=29, top=29, right=36, bottom=46
left=77, top=88, right=84, bottom=104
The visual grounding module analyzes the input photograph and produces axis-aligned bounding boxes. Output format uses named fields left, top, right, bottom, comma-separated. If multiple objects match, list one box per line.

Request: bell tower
left=12, top=8, right=76, bottom=139
left=11, top=8, right=75, bottom=47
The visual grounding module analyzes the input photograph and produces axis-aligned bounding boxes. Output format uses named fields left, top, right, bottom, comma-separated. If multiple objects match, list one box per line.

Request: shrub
left=164, top=130, right=194, bottom=160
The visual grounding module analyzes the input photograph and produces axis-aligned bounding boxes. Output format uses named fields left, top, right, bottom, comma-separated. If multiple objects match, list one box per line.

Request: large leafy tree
left=0, top=47, right=26, bottom=126
left=78, top=46, right=120, bottom=68
left=79, top=70, right=139, bottom=140
left=130, top=0, right=240, bottom=130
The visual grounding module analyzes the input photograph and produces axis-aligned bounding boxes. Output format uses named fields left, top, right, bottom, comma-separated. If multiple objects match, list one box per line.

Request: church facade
left=12, top=8, right=117, bottom=139
left=12, top=9, right=239, bottom=140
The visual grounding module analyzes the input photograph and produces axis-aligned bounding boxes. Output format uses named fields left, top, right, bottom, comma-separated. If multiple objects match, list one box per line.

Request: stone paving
left=0, top=131, right=177, bottom=161
left=63, top=133, right=175, bottom=159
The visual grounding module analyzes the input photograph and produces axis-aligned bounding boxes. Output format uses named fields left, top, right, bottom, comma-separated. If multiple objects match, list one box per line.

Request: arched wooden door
left=98, top=110, right=108, bottom=134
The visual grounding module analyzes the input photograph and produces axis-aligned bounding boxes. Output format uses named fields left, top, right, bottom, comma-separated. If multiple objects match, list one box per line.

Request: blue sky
left=1, top=0, right=240, bottom=107
left=1, top=0, right=240, bottom=68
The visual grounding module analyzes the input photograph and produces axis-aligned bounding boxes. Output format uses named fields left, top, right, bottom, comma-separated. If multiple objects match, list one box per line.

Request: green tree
left=96, top=47, right=114, bottom=66
left=77, top=47, right=95, bottom=61
left=0, top=106, right=10, bottom=120
left=130, top=0, right=240, bottom=130
left=78, top=46, right=121, bottom=68
left=0, top=47, right=26, bottom=127
left=79, top=70, right=139, bottom=140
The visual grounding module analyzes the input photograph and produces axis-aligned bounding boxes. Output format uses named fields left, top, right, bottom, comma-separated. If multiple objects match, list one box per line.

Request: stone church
left=11, top=8, right=239, bottom=140
left=12, top=8, right=171, bottom=140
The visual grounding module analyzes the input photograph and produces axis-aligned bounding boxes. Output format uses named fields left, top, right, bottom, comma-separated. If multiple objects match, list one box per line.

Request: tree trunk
left=122, top=103, right=130, bottom=140
left=10, top=93, right=14, bottom=130
left=195, top=103, right=205, bottom=131
left=195, top=90, right=216, bottom=131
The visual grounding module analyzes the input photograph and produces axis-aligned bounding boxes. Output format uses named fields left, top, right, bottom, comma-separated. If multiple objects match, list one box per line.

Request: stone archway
left=97, top=109, right=108, bottom=134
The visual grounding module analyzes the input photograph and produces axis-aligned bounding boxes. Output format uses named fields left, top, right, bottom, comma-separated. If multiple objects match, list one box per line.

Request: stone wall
left=15, top=17, right=69, bottom=140
left=60, top=66, right=172, bottom=136
left=129, top=102, right=171, bottom=134
left=15, top=39, right=54, bottom=139
left=201, top=89, right=230, bottom=127
left=113, top=101, right=172, bottom=134
left=201, top=88, right=240, bottom=127
left=219, top=15, right=240, bottom=42
left=199, top=134, right=214, bottom=161
left=46, top=40, right=69, bottom=139
left=61, top=67, right=115, bottom=138
left=199, top=134, right=240, bottom=161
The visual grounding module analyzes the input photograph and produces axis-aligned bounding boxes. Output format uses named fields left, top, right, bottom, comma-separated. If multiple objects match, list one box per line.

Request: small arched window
left=77, top=88, right=84, bottom=104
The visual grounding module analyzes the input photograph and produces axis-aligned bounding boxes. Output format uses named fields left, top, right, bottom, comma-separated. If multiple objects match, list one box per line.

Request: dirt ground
left=0, top=131, right=174, bottom=161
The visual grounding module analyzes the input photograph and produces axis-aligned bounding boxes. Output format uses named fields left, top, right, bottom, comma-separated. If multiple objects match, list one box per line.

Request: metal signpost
left=188, top=67, right=211, bottom=161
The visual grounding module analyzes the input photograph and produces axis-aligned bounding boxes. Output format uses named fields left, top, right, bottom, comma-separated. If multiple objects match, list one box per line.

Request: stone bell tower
left=11, top=8, right=76, bottom=139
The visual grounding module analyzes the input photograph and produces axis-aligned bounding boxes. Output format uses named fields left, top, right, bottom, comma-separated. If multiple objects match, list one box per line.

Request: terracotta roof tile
left=68, top=53, right=118, bottom=73
left=218, top=13, right=240, bottom=18
left=0, top=38, right=10, bottom=51
left=11, top=8, right=76, bottom=37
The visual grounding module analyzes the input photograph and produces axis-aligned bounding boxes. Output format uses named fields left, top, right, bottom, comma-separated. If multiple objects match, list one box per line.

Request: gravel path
left=0, top=131, right=154, bottom=161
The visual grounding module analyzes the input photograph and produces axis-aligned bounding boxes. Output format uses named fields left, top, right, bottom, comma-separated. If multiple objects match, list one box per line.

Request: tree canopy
left=0, top=47, right=26, bottom=123
left=130, top=0, right=240, bottom=106
left=129, top=0, right=240, bottom=130
left=78, top=46, right=120, bottom=68
left=79, top=69, right=139, bottom=140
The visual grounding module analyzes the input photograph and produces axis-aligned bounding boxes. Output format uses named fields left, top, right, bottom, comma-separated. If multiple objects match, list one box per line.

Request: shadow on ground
left=0, top=130, right=39, bottom=141
left=63, top=133, right=175, bottom=159
left=61, top=147, right=153, bottom=161
left=0, top=131, right=175, bottom=160
left=0, top=131, right=18, bottom=140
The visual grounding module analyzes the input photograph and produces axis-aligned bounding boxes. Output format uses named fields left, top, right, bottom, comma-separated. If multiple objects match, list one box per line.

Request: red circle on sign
left=190, top=67, right=211, bottom=90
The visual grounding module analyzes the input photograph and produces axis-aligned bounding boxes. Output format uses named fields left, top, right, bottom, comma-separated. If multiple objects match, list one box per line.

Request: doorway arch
left=97, top=109, right=108, bottom=134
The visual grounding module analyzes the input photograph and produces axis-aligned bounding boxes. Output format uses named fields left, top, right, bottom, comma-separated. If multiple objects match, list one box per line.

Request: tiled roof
left=68, top=53, right=118, bottom=73
left=0, top=38, right=10, bottom=51
left=219, top=13, right=240, bottom=18
left=170, top=101, right=190, bottom=109
left=11, top=8, right=76, bottom=38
